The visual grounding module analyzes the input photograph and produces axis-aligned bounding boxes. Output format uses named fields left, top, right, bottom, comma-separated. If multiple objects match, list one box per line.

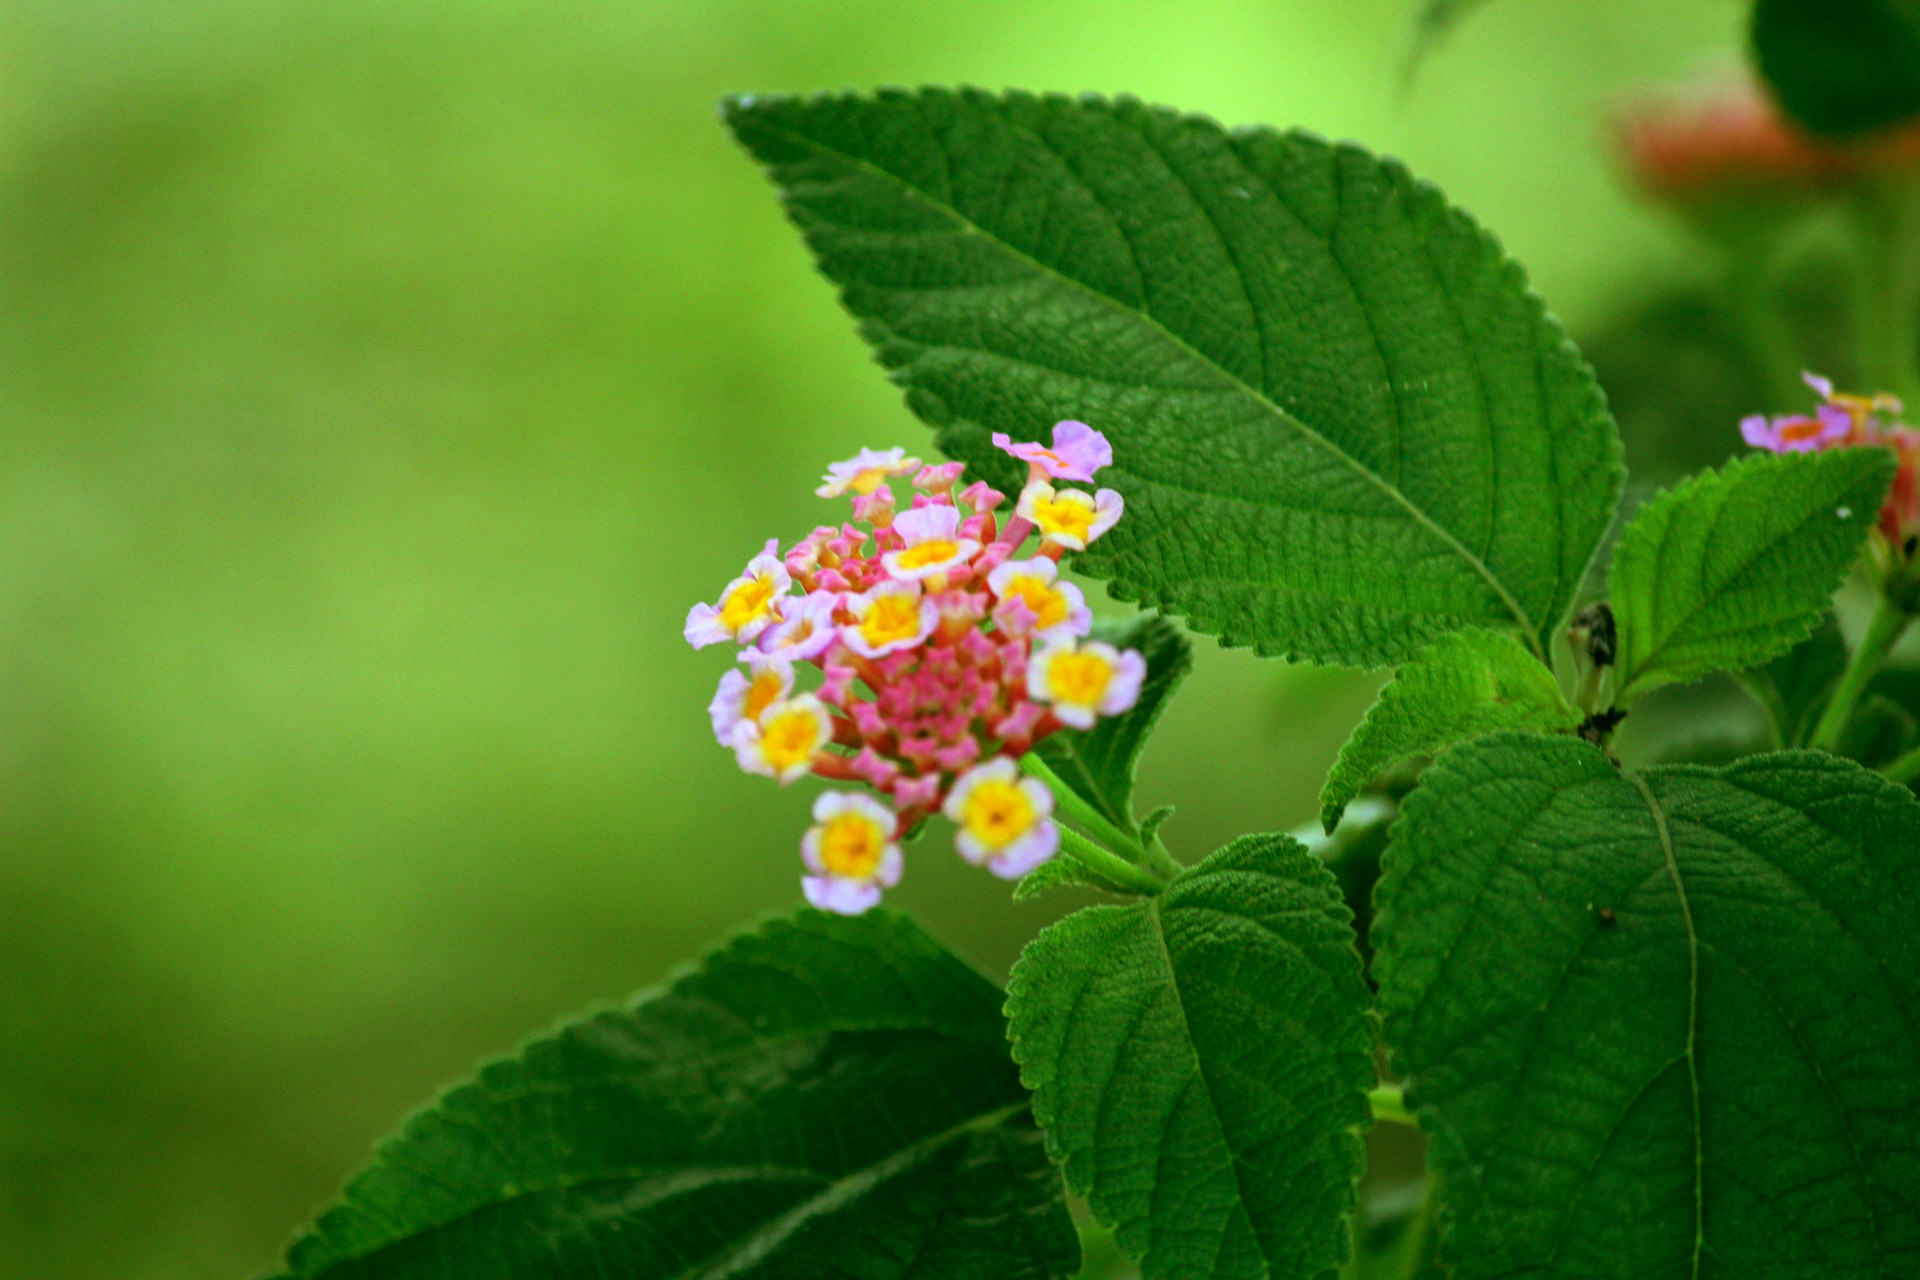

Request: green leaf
left=1840, top=690, right=1920, bottom=766
left=1754, top=0, right=1920, bottom=138
left=1033, top=614, right=1192, bottom=837
left=278, top=910, right=1078, bottom=1280
left=1319, top=627, right=1578, bottom=832
left=1006, top=833, right=1375, bottom=1280
left=1736, top=613, right=1847, bottom=747
left=1608, top=448, right=1893, bottom=704
left=1373, top=734, right=1920, bottom=1279
left=724, top=89, right=1622, bottom=666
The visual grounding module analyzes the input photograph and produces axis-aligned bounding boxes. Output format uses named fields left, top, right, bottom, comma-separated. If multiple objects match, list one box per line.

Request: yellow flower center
left=860, top=595, right=924, bottom=647
left=769, top=616, right=819, bottom=652
left=818, top=812, right=886, bottom=877
left=760, top=707, right=823, bottom=772
left=850, top=467, right=891, bottom=495
left=960, top=780, right=1036, bottom=851
left=1047, top=652, right=1114, bottom=708
left=895, top=539, right=961, bottom=570
left=720, top=576, right=777, bottom=632
left=1031, top=492, right=1096, bottom=542
left=1003, top=574, right=1068, bottom=629
left=744, top=671, right=786, bottom=722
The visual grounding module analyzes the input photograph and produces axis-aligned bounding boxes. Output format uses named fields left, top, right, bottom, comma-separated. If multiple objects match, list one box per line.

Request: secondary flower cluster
left=1742, top=371, right=1920, bottom=557
left=685, top=421, right=1144, bottom=914
left=1615, top=71, right=1920, bottom=205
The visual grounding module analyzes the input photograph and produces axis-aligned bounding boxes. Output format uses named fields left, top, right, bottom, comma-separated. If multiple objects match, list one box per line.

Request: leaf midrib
left=1626, top=771, right=1704, bottom=1280
left=746, top=106, right=1542, bottom=648
left=1145, top=892, right=1268, bottom=1280
left=299, top=1099, right=1032, bottom=1279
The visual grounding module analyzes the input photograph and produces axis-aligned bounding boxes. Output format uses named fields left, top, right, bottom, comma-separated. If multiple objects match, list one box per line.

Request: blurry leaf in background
left=1736, top=613, right=1847, bottom=746
left=1754, top=0, right=1920, bottom=138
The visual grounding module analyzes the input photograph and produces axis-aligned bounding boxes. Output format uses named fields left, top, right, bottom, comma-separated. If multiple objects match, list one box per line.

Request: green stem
left=1883, top=742, right=1920, bottom=786
left=1055, top=825, right=1168, bottom=896
left=1020, top=752, right=1150, bottom=861
left=1368, top=1085, right=1416, bottom=1127
left=1809, top=595, right=1912, bottom=752
left=1386, top=1177, right=1438, bottom=1280
left=1142, top=832, right=1184, bottom=880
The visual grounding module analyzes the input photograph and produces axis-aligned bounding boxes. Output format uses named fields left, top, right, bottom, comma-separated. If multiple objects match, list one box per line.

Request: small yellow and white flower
left=842, top=581, right=937, bottom=658
left=1015, top=481, right=1123, bottom=550
left=880, top=504, right=981, bottom=582
left=985, top=556, right=1092, bottom=640
left=816, top=447, right=922, bottom=499
left=942, top=757, right=1058, bottom=879
left=758, top=589, right=841, bottom=661
left=801, top=791, right=903, bottom=915
left=707, top=657, right=795, bottom=746
left=685, top=539, right=791, bottom=649
left=734, top=693, right=834, bottom=784
left=1027, top=639, right=1146, bottom=730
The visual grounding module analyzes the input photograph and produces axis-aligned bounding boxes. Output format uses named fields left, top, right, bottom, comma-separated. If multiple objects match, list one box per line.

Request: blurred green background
left=0, top=0, right=1751, bottom=1275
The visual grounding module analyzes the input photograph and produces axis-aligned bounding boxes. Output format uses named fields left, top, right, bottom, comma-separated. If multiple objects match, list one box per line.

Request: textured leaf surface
left=1034, top=613, right=1192, bottom=837
left=279, top=910, right=1077, bottom=1280
left=1006, top=834, right=1375, bottom=1280
left=1374, top=734, right=1920, bottom=1280
left=1754, top=0, right=1920, bottom=137
left=1319, top=627, right=1577, bottom=832
left=725, top=88, right=1622, bottom=665
left=1608, top=449, right=1892, bottom=703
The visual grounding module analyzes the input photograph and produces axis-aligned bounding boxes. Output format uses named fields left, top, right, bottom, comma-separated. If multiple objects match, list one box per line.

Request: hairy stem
left=1810, top=596, right=1911, bottom=752
left=1055, top=825, right=1169, bottom=895
left=1142, top=831, right=1184, bottom=878
left=1020, top=752, right=1149, bottom=860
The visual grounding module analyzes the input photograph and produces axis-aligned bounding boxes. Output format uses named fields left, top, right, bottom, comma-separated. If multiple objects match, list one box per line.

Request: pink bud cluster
left=685, top=424, right=1145, bottom=913
left=1742, top=372, right=1920, bottom=556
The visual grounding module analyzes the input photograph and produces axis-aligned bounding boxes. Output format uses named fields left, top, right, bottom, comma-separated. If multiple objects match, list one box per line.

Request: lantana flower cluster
left=685, top=420, right=1143, bottom=914
left=1742, top=371, right=1920, bottom=560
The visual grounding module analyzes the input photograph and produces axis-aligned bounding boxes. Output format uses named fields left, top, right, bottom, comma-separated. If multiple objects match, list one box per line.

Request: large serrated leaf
left=1608, top=448, right=1893, bottom=703
left=1373, top=734, right=1920, bottom=1280
left=1033, top=613, right=1191, bottom=838
left=724, top=88, right=1622, bottom=667
left=1754, top=0, right=1920, bottom=137
left=1319, top=626, right=1578, bottom=832
left=1005, top=833, right=1375, bottom=1280
left=278, top=910, right=1078, bottom=1280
